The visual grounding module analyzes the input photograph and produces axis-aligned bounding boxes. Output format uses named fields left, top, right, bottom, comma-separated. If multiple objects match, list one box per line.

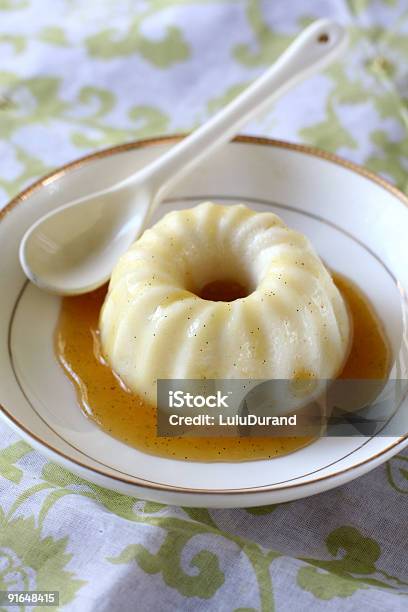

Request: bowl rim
left=1, top=133, right=407, bottom=496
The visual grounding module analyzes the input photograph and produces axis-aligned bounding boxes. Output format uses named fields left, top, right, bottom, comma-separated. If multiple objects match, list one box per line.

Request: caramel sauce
left=55, top=274, right=389, bottom=461
left=199, top=279, right=249, bottom=301
left=334, top=275, right=389, bottom=380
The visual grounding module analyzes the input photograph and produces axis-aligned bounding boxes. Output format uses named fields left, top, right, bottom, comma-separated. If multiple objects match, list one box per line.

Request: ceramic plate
left=1, top=135, right=408, bottom=508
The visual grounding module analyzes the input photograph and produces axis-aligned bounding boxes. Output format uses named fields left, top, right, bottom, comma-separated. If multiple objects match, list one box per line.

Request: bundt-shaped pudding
left=99, top=202, right=350, bottom=404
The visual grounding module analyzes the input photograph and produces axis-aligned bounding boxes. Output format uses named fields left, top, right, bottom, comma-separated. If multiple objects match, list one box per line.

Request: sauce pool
left=55, top=274, right=389, bottom=461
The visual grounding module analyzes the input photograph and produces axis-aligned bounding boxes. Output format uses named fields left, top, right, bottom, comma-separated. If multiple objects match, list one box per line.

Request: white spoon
left=20, top=19, right=347, bottom=295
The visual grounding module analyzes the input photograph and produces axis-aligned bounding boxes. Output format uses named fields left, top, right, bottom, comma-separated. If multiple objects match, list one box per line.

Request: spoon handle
left=130, top=19, right=347, bottom=200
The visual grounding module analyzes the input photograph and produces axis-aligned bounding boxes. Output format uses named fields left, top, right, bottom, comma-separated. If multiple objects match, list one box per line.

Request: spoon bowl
left=20, top=182, right=151, bottom=294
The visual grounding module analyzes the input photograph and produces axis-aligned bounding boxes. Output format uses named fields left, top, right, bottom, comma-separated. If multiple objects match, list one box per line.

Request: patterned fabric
left=0, top=1, right=407, bottom=610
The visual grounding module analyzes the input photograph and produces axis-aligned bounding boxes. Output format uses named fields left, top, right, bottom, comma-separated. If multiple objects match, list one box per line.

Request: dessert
left=56, top=270, right=389, bottom=460
left=99, top=202, right=351, bottom=405
left=56, top=201, right=390, bottom=461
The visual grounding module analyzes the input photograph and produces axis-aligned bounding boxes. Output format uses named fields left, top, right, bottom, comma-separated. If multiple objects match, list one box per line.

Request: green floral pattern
left=1, top=0, right=408, bottom=609
left=0, top=509, right=83, bottom=608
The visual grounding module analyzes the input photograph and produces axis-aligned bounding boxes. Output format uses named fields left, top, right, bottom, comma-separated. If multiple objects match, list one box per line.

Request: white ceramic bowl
left=1, top=135, right=408, bottom=507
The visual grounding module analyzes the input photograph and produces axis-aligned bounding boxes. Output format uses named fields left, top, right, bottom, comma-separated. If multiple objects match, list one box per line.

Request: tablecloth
left=0, top=1, right=407, bottom=610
